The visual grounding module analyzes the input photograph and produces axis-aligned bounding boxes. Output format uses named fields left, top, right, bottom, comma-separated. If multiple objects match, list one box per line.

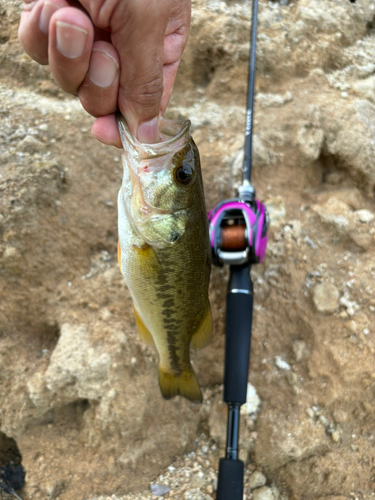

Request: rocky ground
left=1, top=0, right=375, bottom=499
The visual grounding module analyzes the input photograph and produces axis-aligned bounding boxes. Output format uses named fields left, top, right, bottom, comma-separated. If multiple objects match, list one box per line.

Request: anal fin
left=190, top=302, right=212, bottom=351
left=158, top=366, right=202, bottom=403
left=133, top=307, right=155, bottom=346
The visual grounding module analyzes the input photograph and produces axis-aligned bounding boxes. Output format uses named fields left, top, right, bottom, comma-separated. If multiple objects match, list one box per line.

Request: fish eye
left=174, top=164, right=193, bottom=186
left=172, top=143, right=196, bottom=187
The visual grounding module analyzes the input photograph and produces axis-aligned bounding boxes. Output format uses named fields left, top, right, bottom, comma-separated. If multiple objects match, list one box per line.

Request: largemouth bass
left=117, top=114, right=212, bottom=403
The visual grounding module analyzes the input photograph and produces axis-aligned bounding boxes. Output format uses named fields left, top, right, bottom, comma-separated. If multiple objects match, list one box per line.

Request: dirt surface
left=1, top=0, right=375, bottom=499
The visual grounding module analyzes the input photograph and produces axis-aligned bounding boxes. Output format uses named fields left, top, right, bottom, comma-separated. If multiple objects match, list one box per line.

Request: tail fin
left=158, top=366, right=203, bottom=403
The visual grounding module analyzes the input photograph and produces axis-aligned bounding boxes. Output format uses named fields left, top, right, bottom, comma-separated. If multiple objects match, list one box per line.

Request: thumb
left=110, top=0, right=171, bottom=143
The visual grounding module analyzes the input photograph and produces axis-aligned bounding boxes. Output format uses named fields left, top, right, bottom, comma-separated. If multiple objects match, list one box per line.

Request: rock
left=324, top=100, right=375, bottom=194
left=255, top=405, right=329, bottom=470
left=332, top=409, right=348, bottom=424
left=313, top=283, right=340, bottom=313
left=271, top=483, right=281, bottom=500
left=331, top=430, right=340, bottom=443
left=339, top=292, right=359, bottom=316
left=292, top=340, right=309, bottom=362
left=3, top=246, right=19, bottom=259
left=17, top=135, right=45, bottom=153
left=312, top=198, right=355, bottom=235
left=43, top=323, right=112, bottom=400
left=275, top=356, right=291, bottom=371
left=349, top=231, right=372, bottom=251
left=354, top=209, right=374, bottom=223
left=150, top=483, right=171, bottom=496
left=265, top=197, right=286, bottom=226
left=248, top=471, right=267, bottom=490
left=242, top=383, right=261, bottom=415
left=316, top=189, right=363, bottom=210
left=256, top=91, right=293, bottom=108
left=296, top=0, right=365, bottom=42
left=46, top=480, right=65, bottom=498
left=296, top=122, right=324, bottom=161
left=207, top=395, right=227, bottom=445
left=352, top=75, right=375, bottom=103
left=252, top=486, right=275, bottom=500
left=190, top=473, right=205, bottom=490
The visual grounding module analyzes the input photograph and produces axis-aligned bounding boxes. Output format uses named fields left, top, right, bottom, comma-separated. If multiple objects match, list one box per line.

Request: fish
left=116, top=113, right=212, bottom=403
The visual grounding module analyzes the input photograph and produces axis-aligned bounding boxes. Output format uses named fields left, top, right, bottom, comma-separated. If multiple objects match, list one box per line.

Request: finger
left=48, top=7, right=94, bottom=95
left=160, top=60, right=180, bottom=114
left=91, top=115, right=122, bottom=148
left=18, top=0, right=67, bottom=64
left=113, top=0, right=172, bottom=142
left=78, top=41, right=120, bottom=117
left=80, top=0, right=172, bottom=143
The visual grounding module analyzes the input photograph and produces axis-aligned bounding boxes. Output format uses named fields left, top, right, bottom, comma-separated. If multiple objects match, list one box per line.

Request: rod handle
left=216, top=458, right=244, bottom=500
left=224, top=266, right=253, bottom=404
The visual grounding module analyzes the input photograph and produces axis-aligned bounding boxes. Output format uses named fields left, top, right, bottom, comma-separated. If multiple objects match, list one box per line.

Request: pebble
left=331, top=430, right=340, bottom=443
left=349, top=232, right=372, bottom=251
left=242, top=383, right=261, bottom=415
left=332, top=409, right=348, bottom=424
left=306, top=407, right=315, bottom=418
left=248, top=471, right=267, bottom=490
left=150, top=483, right=171, bottom=496
left=339, top=293, right=359, bottom=316
left=17, top=135, right=44, bottom=153
left=265, top=196, right=286, bottom=225
left=275, top=356, right=291, bottom=371
left=190, top=473, right=205, bottom=489
left=252, top=486, right=275, bottom=500
left=292, top=340, right=309, bottom=362
left=355, top=209, right=374, bottom=223
left=313, top=283, right=339, bottom=313
left=3, top=246, right=18, bottom=259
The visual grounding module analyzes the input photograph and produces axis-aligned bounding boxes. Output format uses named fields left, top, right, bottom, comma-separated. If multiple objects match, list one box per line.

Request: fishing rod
left=208, top=1, right=269, bottom=498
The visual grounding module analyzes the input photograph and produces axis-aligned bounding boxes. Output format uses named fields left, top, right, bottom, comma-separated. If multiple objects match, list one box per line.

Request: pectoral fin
left=133, top=243, right=163, bottom=278
left=133, top=307, right=155, bottom=346
left=158, top=366, right=202, bottom=403
left=190, top=302, right=212, bottom=351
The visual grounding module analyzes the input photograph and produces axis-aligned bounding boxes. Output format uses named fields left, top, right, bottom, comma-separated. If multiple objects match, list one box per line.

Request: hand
left=18, top=0, right=191, bottom=146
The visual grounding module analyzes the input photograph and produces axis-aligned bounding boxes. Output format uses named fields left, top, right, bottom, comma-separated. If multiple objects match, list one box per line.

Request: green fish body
left=117, top=115, right=212, bottom=403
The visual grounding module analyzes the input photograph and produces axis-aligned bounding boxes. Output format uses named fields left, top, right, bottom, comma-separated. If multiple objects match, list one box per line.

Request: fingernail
left=56, top=21, right=88, bottom=59
left=39, top=2, right=59, bottom=34
left=137, top=117, right=160, bottom=144
left=88, top=49, right=119, bottom=88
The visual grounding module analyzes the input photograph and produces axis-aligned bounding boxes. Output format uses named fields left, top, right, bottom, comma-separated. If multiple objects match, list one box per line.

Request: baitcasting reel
left=208, top=184, right=269, bottom=267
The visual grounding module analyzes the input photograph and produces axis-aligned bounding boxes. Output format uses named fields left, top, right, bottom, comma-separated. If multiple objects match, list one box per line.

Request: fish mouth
left=117, top=112, right=191, bottom=160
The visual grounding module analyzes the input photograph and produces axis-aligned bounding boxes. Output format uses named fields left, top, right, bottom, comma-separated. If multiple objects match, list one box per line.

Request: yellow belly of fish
left=117, top=239, right=212, bottom=403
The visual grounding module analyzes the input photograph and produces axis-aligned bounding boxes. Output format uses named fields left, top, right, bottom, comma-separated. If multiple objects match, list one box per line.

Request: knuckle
left=127, top=76, right=164, bottom=108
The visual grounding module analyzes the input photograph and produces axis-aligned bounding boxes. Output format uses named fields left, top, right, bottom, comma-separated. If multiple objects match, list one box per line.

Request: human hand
left=18, top=0, right=191, bottom=146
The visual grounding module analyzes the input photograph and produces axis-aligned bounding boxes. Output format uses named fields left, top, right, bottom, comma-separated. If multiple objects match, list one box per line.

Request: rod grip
left=216, top=458, right=244, bottom=500
left=224, top=267, right=253, bottom=404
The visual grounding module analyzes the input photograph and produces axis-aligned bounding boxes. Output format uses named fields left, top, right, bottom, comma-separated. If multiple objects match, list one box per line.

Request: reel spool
left=208, top=193, right=269, bottom=267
